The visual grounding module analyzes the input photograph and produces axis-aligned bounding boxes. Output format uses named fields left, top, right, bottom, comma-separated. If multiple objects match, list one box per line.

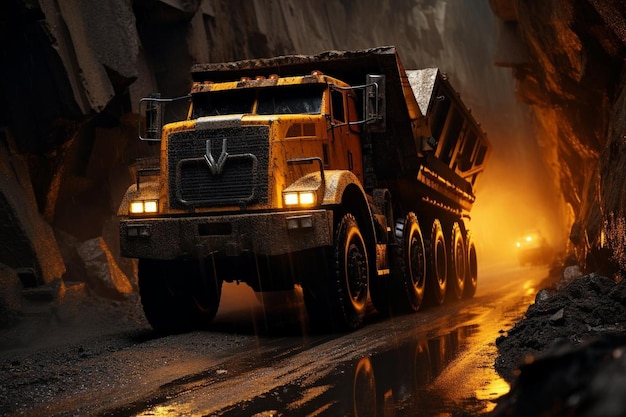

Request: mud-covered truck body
left=118, top=46, right=490, bottom=333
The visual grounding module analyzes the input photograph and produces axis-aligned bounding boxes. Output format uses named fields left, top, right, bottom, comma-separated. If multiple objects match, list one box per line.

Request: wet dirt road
left=2, top=263, right=549, bottom=417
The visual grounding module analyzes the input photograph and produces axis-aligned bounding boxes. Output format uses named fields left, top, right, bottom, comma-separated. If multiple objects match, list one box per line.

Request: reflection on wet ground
left=123, top=265, right=547, bottom=417
left=217, top=325, right=482, bottom=416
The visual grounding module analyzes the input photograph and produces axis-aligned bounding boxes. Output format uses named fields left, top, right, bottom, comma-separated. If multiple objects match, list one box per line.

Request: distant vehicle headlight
left=129, top=199, right=159, bottom=215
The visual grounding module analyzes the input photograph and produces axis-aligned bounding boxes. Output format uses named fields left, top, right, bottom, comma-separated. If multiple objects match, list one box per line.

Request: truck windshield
left=191, top=89, right=256, bottom=118
left=191, top=84, right=324, bottom=118
left=256, top=84, right=324, bottom=115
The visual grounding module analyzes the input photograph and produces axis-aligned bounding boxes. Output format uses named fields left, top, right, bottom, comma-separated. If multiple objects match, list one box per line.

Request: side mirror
left=139, top=93, right=162, bottom=142
left=365, top=74, right=385, bottom=132
left=137, top=94, right=191, bottom=141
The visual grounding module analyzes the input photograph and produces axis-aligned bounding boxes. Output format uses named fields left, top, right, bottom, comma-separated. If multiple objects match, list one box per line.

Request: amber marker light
left=144, top=200, right=158, bottom=213
left=129, top=199, right=159, bottom=215
left=130, top=201, right=144, bottom=214
left=283, top=191, right=317, bottom=208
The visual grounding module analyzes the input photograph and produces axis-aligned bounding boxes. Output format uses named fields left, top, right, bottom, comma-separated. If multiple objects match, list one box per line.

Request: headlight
left=129, top=199, right=159, bottom=215
left=283, top=191, right=317, bottom=207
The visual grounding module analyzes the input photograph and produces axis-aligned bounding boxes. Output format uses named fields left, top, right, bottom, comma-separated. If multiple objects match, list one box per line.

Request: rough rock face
left=0, top=131, right=65, bottom=285
left=0, top=264, right=22, bottom=328
left=3, top=0, right=619, bottom=303
left=2, top=0, right=546, bottom=296
left=491, top=0, right=626, bottom=271
left=76, top=237, right=134, bottom=299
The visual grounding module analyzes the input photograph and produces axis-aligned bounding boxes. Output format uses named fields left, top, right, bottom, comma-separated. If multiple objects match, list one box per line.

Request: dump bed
left=192, top=46, right=490, bottom=213
left=405, top=68, right=491, bottom=213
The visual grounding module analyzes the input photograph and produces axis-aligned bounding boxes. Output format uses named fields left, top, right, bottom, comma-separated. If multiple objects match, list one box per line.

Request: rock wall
left=0, top=0, right=580, bottom=295
left=491, top=0, right=626, bottom=272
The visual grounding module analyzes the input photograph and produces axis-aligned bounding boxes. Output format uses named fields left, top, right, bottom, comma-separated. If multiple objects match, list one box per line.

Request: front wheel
left=138, top=258, right=222, bottom=334
left=302, top=213, right=369, bottom=331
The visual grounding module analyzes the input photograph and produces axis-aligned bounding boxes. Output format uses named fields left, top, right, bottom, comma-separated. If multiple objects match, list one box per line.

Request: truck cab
left=121, top=72, right=364, bottom=215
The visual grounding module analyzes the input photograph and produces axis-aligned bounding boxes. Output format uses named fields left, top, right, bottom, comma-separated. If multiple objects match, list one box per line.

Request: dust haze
left=470, top=111, right=569, bottom=268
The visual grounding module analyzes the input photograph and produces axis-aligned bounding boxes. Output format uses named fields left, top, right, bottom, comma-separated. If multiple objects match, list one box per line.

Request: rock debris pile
left=493, top=267, right=626, bottom=417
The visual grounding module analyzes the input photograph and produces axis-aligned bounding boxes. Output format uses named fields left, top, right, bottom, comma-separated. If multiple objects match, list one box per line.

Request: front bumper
left=120, top=209, right=333, bottom=260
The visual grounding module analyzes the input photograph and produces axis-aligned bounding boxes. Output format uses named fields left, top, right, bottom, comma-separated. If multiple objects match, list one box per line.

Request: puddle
left=217, top=324, right=492, bottom=416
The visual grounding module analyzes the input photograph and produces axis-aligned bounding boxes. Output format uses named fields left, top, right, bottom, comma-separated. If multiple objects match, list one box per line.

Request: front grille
left=168, top=126, right=269, bottom=209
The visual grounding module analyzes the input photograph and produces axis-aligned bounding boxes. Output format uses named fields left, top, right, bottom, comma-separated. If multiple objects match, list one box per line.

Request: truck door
left=330, top=89, right=364, bottom=183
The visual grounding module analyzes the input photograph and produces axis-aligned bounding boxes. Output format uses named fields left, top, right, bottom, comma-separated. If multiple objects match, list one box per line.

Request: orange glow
left=523, top=280, right=536, bottom=296
left=469, top=113, right=571, bottom=269
left=475, top=376, right=510, bottom=413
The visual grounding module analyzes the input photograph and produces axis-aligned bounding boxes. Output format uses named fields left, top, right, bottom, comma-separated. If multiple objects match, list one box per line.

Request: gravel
left=492, top=269, right=626, bottom=417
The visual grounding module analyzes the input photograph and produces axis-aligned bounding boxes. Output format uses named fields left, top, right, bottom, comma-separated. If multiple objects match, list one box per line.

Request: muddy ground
left=2, top=263, right=626, bottom=416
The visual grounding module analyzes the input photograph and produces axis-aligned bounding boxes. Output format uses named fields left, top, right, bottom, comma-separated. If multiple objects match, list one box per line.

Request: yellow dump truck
left=118, top=46, right=490, bottom=333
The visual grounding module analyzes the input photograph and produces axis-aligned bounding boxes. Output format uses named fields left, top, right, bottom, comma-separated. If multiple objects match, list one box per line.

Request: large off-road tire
left=448, top=222, right=466, bottom=301
left=426, top=219, right=447, bottom=305
left=138, top=258, right=222, bottom=334
left=302, top=213, right=369, bottom=332
left=463, top=232, right=478, bottom=298
left=389, top=212, right=426, bottom=314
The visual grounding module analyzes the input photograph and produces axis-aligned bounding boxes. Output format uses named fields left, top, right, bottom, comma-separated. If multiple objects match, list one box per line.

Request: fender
left=284, top=169, right=376, bottom=238
left=320, top=170, right=365, bottom=206
left=323, top=170, right=378, bottom=258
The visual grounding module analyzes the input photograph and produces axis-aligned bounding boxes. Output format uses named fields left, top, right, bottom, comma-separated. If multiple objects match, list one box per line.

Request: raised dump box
left=405, top=68, right=490, bottom=212
left=119, top=46, right=491, bottom=333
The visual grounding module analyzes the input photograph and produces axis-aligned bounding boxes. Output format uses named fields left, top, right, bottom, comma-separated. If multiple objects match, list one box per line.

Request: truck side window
left=331, top=89, right=345, bottom=122
left=347, top=94, right=360, bottom=131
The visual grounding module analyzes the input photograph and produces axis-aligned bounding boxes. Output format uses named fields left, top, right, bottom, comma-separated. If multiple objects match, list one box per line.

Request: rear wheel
left=448, top=222, right=466, bottom=301
left=302, top=213, right=369, bottom=331
left=464, top=233, right=478, bottom=298
left=426, top=219, right=447, bottom=305
left=390, top=212, right=426, bottom=313
left=138, top=258, right=222, bottom=334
